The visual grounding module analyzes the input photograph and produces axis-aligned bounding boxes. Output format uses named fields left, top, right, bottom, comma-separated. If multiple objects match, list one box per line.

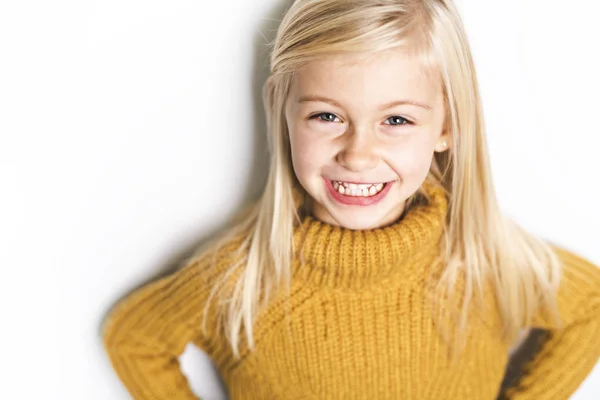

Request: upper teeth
left=332, top=180, right=385, bottom=197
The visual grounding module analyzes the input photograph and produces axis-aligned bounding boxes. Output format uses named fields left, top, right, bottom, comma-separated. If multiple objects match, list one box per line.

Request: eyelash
left=308, top=112, right=414, bottom=126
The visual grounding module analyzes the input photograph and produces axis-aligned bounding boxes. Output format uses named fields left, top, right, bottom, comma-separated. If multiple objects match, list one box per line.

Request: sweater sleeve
left=503, top=245, right=600, bottom=400
left=102, top=247, right=232, bottom=400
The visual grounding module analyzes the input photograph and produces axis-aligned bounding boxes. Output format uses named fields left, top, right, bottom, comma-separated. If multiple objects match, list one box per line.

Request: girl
left=101, top=0, right=600, bottom=399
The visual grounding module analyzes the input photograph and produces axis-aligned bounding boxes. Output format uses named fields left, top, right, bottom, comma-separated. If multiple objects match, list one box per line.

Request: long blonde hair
left=191, top=0, right=563, bottom=361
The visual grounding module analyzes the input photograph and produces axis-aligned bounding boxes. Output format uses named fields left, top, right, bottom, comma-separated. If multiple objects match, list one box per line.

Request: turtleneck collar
left=291, top=181, right=449, bottom=290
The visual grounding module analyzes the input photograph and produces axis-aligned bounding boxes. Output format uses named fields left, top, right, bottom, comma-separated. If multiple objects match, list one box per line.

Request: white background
left=1, top=0, right=599, bottom=398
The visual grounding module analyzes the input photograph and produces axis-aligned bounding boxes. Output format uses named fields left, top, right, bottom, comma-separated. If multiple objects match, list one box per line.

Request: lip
left=324, top=177, right=394, bottom=206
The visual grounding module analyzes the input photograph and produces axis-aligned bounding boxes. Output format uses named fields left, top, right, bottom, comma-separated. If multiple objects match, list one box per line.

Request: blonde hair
left=190, top=0, right=563, bottom=361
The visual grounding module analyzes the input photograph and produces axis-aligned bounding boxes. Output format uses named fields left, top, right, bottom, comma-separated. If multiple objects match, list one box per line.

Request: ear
left=265, top=75, right=275, bottom=91
left=434, top=132, right=452, bottom=153
left=263, top=75, right=276, bottom=110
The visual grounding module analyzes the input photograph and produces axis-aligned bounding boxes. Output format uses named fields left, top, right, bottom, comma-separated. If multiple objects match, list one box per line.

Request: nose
left=336, top=128, right=380, bottom=173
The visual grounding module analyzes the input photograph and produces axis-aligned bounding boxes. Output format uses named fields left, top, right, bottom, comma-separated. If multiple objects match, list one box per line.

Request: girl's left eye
left=309, top=112, right=413, bottom=126
left=384, top=115, right=413, bottom=126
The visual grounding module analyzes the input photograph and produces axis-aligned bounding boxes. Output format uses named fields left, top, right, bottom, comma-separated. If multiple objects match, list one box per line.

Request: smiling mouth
left=324, top=177, right=395, bottom=206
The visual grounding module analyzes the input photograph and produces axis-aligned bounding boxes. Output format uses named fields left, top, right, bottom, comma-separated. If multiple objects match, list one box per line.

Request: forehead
left=290, top=50, right=441, bottom=110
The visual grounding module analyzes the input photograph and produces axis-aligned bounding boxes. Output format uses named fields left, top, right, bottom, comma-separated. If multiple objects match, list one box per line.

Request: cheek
left=385, top=142, right=435, bottom=175
left=289, top=129, right=328, bottom=176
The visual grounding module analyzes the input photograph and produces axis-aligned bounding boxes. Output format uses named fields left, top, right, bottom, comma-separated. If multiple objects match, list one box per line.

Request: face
left=284, top=49, right=451, bottom=230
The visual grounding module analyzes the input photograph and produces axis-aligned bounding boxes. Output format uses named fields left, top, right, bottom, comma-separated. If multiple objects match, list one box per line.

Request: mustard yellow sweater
left=102, top=184, right=600, bottom=399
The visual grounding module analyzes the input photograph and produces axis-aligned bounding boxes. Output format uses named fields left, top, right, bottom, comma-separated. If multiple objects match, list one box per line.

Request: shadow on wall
left=96, top=0, right=291, bottom=340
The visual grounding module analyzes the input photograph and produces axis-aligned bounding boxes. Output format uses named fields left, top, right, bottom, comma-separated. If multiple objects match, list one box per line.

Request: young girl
left=101, top=0, right=600, bottom=399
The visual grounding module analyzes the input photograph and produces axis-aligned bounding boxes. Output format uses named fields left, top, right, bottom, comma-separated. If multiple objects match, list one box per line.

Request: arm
left=102, top=252, right=226, bottom=400
left=502, top=245, right=600, bottom=400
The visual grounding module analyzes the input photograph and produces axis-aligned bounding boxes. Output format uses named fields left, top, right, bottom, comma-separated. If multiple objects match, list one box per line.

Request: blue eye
left=309, top=112, right=413, bottom=126
left=310, top=112, right=340, bottom=123
left=385, top=116, right=413, bottom=126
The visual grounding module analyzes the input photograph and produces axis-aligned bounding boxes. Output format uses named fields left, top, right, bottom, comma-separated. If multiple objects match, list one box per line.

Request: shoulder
left=552, top=244, right=600, bottom=279
left=471, top=244, right=600, bottom=332
left=537, top=243, right=600, bottom=327
left=178, top=229, right=250, bottom=291
left=553, top=244, right=600, bottom=305
left=102, top=229, right=249, bottom=337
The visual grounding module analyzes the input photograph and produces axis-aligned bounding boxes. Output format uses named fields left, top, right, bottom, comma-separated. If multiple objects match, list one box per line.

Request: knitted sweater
left=102, top=183, right=600, bottom=399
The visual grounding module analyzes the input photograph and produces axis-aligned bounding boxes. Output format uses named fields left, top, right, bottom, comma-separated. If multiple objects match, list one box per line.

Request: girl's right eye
left=309, top=112, right=341, bottom=123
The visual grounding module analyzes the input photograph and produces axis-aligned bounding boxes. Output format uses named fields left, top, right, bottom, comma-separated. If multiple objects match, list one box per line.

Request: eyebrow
left=297, top=95, right=432, bottom=111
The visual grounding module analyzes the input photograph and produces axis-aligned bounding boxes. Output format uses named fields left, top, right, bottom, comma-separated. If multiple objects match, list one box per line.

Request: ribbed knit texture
left=102, top=183, right=600, bottom=399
